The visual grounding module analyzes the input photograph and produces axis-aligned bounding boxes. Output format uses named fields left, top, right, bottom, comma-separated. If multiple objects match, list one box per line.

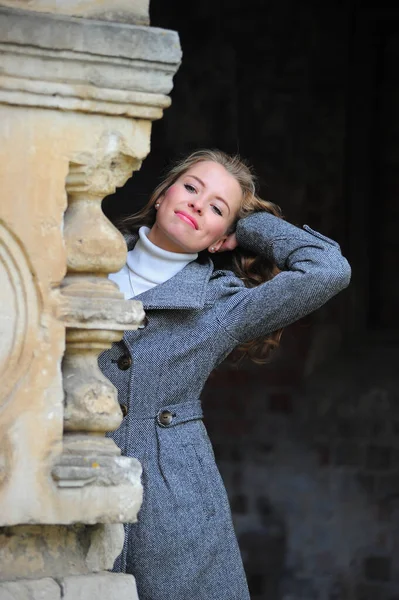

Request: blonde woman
left=99, top=149, right=351, bottom=600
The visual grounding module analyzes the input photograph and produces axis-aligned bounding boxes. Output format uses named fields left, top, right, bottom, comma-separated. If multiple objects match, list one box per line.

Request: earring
left=155, top=202, right=160, bottom=209
left=210, top=247, right=216, bottom=253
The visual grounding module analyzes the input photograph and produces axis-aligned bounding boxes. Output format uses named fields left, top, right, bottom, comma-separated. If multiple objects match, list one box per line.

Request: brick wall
left=103, top=0, right=399, bottom=598
left=202, top=342, right=399, bottom=600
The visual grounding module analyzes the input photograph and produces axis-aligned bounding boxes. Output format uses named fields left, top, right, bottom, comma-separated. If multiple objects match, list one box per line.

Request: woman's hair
left=119, top=149, right=284, bottom=363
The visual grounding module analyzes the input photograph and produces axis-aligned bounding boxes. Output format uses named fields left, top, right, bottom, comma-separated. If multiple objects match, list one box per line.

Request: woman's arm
left=215, top=211, right=351, bottom=343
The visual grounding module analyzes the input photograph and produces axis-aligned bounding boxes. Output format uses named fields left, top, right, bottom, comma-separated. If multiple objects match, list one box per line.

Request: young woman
left=99, top=149, right=351, bottom=600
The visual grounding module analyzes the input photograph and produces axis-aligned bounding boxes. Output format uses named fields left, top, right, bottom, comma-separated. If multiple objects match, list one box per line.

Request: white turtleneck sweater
left=108, top=226, right=198, bottom=299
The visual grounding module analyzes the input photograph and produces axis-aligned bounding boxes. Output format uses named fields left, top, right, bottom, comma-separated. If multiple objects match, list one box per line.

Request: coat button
left=120, top=404, right=128, bottom=417
left=117, top=354, right=132, bottom=370
left=158, top=410, right=174, bottom=426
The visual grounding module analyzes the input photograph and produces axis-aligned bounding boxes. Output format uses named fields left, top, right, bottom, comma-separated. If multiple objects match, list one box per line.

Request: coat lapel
left=135, top=260, right=213, bottom=309
left=124, top=230, right=214, bottom=310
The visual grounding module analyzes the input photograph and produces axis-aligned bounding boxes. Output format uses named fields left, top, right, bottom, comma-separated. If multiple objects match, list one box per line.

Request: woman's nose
left=188, top=200, right=203, bottom=214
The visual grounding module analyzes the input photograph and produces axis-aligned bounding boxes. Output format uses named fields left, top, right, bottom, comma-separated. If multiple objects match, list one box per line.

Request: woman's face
left=148, top=161, right=243, bottom=253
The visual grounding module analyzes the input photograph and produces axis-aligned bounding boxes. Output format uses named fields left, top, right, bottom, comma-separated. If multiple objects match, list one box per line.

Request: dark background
left=103, top=1, right=399, bottom=598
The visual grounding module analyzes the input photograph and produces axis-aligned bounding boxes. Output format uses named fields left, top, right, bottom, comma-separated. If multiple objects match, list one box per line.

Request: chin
left=165, top=236, right=196, bottom=253
left=163, top=229, right=198, bottom=253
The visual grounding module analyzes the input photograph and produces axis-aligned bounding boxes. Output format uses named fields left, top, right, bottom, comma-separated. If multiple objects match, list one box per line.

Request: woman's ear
left=210, top=232, right=238, bottom=253
left=154, top=192, right=165, bottom=210
left=208, top=236, right=227, bottom=254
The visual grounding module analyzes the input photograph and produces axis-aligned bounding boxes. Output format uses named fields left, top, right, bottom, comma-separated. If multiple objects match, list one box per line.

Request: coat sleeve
left=214, top=211, right=351, bottom=343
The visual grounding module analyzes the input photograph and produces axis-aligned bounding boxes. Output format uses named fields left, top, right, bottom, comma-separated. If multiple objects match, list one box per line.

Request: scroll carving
left=0, top=221, right=40, bottom=407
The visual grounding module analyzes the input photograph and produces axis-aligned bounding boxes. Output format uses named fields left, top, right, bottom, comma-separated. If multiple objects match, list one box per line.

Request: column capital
left=0, top=0, right=150, bottom=25
left=0, top=6, right=181, bottom=119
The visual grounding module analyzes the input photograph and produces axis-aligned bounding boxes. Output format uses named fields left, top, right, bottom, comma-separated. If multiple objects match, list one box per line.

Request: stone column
left=0, top=3, right=181, bottom=599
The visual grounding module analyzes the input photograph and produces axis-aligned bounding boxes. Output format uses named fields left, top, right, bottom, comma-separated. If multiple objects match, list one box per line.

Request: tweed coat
left=98, top=212, right=351, bottom=600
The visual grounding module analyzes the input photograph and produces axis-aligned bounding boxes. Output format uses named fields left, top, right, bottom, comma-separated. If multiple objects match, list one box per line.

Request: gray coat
left=98, top=212, right=351, bottom=600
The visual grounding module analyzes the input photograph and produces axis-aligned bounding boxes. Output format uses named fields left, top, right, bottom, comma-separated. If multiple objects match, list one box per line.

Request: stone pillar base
left=0, top=573, right=139, bottom=600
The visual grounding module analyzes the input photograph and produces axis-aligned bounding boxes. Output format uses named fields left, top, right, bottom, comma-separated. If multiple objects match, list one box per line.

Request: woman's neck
left=125, top=227, right=198, bottom=294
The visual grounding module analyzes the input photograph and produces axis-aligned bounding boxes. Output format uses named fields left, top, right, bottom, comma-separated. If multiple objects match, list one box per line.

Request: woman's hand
left=218, top=232, right=238, bottom=252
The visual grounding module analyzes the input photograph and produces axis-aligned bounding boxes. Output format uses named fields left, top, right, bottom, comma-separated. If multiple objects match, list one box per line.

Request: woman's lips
left=175, top=211, right=198, bottom=229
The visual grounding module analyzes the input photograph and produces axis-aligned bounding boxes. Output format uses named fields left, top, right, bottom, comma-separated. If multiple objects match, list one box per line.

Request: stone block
left=0, top=7, right=181, bottom=121
left=0, top=1, right=150, bottom=25
left=0, top=524, right=124, bottom=581
left=0, top=7, right=179, bottom=66
left=0, top=579, right=60, bottom=600
left=60, top=573, right=138, bottom=600
left=85, top=524, right=124, bottom=572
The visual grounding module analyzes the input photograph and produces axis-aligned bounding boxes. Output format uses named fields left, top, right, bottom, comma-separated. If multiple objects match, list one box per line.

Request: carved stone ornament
left=0, top=0, right=180, bottom=537
left=0, top=7, right=181, bottom=121
left=53, top=131, right=146, bottom=488
left=0, top=221, right=40, bottom=407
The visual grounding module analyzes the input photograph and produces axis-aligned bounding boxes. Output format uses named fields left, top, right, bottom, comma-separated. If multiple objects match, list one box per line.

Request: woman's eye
left=184, top=183, right=196, bottom=193
left=212, top=205, right=223, bottom=216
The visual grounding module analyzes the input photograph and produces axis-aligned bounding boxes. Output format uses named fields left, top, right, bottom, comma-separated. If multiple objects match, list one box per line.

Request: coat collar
left=124, top=230, right=213, bottom=309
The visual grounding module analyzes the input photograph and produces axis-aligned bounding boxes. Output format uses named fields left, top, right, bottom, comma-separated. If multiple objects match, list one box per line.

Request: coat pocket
left=156, top=421, right=224, bottom=523
left=182, top=442, right=218, bottom=520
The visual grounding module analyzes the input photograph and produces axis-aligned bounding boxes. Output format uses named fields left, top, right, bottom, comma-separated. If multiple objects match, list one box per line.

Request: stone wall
left=0, top=2, right=180, bottom=597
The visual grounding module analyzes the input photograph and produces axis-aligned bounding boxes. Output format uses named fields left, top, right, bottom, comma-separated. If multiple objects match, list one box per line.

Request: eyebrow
left=187, top=174, right=231, bottom=214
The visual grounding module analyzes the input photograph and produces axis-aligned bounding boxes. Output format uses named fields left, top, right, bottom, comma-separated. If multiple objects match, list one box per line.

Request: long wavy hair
left=119, top=149, right=284, bottom=363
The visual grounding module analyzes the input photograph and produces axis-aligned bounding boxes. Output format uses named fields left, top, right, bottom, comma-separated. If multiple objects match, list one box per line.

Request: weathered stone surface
left=0, top=2, right=179, bottom=597
left=52, top=456, right=142, bottom=488
left=55, top=129, right=147, bottom=481
left=0, top=8, right=173, bottom=62
left=0, top=3, right=180, bottom=527
left=85, top=525, right=125, bottom=572
left=0, top=524, right=125, bottom=580
left=0, top=573, right=139, bottom=600
left=57, top=295, right=145, bottom=329
left=0, top=0, right=150, bottom=25
left=0, top=222, right=40, bottom=411
left=61, top=435, right=121, bottom=457
left=60, top=573, right=139, bottom=600
left=0, top=108, right=146, bottom=526
left=0, top=578, right=60, bottom=600
left=0, top=7, right=181, bottom=116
